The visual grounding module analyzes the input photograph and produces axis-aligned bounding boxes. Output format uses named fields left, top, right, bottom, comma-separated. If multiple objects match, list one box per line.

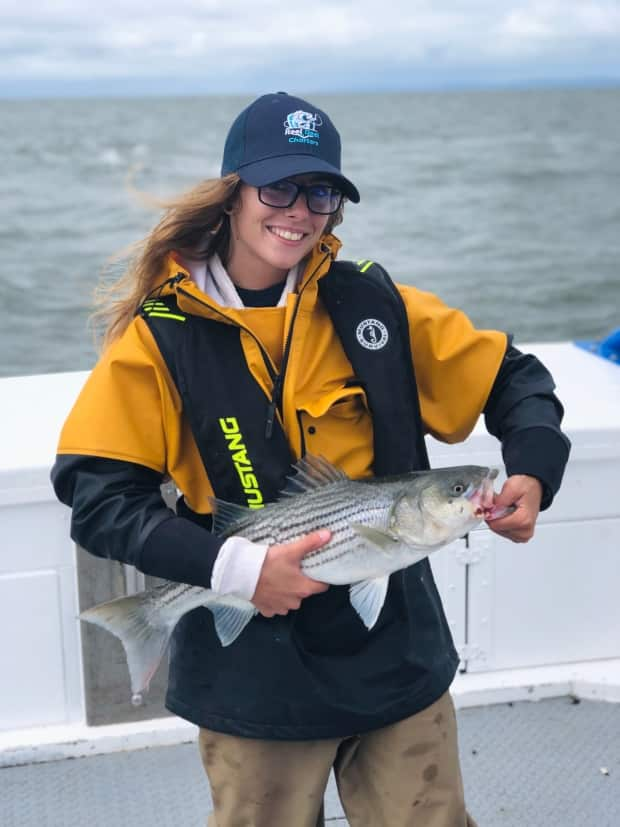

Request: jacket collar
left=162, top=233, right=341, bottom=303
left=298, top=233, right=341, bottom=291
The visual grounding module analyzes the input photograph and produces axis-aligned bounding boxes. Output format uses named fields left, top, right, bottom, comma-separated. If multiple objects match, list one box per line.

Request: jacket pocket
left=297, top=386, right=374, bottom=477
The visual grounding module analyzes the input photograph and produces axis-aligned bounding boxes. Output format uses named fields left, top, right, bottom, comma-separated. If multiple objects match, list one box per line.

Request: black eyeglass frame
left=257, top=180, right=344, bottom=215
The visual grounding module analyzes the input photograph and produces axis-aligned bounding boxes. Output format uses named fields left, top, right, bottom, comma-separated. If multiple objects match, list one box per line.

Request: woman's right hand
left=251, top=529, right=331, bottom=617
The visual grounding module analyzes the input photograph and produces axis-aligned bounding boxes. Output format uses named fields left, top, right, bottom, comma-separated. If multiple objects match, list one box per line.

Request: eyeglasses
left=258, top=180, right=344, bottom=215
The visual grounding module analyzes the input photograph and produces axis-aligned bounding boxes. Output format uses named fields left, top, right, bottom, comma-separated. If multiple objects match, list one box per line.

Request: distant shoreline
left=2, top=78, right=620, bottom=103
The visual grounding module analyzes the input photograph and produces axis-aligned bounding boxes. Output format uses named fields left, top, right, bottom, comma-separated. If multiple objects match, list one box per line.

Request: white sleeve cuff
left=210, top=536, right=269, bottom=601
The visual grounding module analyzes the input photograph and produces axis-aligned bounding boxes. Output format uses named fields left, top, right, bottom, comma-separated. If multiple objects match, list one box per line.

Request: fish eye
left=452, top=482, right=465, bottom=495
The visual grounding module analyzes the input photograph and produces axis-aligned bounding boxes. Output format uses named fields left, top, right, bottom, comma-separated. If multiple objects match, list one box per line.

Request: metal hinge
left=457, top=644, right=487, bottom=663
left=455, top=534, right=483, bottom=565
left=123, top=565, right=146, bottom=595
left=455, top=546, right=483, bottom=565
left=455, top=531, right=494, bottom=565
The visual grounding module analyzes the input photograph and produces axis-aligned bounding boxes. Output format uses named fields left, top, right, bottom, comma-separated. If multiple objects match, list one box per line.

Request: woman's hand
left=251, top=529, right=331, bottom=617
left=486, top=474, right=543, bottom=543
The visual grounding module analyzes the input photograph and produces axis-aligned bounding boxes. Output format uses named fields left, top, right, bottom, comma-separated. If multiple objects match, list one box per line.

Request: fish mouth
left=466, top=469, right=499, bottom=519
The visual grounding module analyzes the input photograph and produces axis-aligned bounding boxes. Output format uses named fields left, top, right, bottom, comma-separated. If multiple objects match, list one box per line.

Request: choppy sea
left=1, top=88, right=619, bottom=378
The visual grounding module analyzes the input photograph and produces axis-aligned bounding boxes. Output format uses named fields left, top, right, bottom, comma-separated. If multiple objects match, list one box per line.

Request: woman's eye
left=310, top=185, right=335, bottom=199
left=268, top=182, right=292, bottom=194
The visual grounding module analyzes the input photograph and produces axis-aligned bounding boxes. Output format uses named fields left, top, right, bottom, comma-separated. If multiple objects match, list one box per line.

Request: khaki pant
left=199, top=692, right=477, bottom=827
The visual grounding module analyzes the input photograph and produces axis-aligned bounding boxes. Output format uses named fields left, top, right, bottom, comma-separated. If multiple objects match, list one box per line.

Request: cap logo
left=356, top=319, right=389, bottom=351
left=284, top=110, right=323, bottom=147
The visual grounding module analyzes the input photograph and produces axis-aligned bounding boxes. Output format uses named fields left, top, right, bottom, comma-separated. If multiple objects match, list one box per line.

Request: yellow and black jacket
left=52, top=235, right=570, bottom=737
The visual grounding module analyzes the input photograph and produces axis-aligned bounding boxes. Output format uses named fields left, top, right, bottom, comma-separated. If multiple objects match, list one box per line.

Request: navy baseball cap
left=221, top=91, right=360, bottom=203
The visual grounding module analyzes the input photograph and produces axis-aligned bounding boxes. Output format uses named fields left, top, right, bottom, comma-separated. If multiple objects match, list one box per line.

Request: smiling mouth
left=268, top=226, right=306, bottom=242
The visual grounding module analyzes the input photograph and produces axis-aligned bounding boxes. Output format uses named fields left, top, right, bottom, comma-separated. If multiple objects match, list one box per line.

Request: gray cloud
left=1, top=0, right=619, bottom=95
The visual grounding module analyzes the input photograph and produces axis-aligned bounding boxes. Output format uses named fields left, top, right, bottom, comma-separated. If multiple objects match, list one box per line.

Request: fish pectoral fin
left=351, top=523, right=399, bottom=550
left=207, top=601, right=257, bottom=647
left=349, top=576, right=390, bottom=630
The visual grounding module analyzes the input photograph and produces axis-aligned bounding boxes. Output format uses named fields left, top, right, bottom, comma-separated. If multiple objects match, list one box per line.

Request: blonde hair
left=93, top=174, right=344, bottom=349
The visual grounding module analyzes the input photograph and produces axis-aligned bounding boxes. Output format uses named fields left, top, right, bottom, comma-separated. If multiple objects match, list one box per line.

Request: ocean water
left=1, top=88, right=619, bottom=378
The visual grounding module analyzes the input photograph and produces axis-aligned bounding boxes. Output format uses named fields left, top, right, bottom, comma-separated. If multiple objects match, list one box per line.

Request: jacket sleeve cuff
left=211, top=537, right=269, bottom=600
left=501, top=426, right=571, bottom=510
left=138, top=516, right=224, bottom=587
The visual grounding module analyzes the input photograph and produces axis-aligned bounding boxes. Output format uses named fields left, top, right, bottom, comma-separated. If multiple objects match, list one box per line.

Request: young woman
left=52, top=92, right=570, bottom=827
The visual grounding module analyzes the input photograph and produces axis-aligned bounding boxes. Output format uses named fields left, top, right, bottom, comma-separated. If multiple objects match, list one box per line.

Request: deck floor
left=2, top=697, right=619, bottom=826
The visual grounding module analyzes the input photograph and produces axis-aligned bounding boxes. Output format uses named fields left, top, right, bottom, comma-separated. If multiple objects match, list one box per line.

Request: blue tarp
left=575, top=327, right=620, bottom=364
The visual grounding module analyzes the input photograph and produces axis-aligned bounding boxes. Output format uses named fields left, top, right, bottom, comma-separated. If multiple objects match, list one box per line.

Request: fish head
left=390, top=465, right=498, bottom=548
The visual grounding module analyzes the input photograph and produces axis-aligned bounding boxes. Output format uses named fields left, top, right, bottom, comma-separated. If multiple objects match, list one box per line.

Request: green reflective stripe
left=141, top=299, right=187, bottom=322
left=145, top=311, right=186, bottom=322
left=359, top=260, right=374, bottom=273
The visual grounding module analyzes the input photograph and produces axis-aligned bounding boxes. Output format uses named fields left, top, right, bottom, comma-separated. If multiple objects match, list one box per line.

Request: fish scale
left=234, top=480, right=400, bottom=552
left=80, top=457, right=500, bottom=699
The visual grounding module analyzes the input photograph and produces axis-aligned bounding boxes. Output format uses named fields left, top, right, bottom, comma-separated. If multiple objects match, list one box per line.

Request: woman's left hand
left=485, top=474, right=543, bottom=543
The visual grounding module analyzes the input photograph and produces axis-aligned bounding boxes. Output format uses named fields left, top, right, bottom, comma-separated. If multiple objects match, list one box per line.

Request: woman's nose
left=285, top=191, right=311, bottom=217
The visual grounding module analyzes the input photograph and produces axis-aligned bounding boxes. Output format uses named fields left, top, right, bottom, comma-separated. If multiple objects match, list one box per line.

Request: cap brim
left=237, top=155, right=360, bottom=203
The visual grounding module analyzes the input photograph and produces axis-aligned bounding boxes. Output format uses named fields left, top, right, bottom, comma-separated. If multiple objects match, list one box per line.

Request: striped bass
left=81, top=456, right=509, bottom=701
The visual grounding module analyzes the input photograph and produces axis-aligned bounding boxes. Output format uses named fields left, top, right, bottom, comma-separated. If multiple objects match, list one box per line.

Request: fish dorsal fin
left=208, top=497, right=255, bottom=535
left=279, top=454, right=349, bottom=498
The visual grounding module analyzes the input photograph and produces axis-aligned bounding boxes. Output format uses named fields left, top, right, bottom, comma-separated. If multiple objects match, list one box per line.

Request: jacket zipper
left=296, top=410, right=307, bottom=457
left=263, top=249, right=332, bottom=439
left=174, top=247, right=332, bottom=441
left=176, top=281, right=278, bottom=386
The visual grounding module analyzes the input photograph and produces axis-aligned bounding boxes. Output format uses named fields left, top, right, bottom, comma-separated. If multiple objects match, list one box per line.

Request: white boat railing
left=1, top=342, right=619, bottom=765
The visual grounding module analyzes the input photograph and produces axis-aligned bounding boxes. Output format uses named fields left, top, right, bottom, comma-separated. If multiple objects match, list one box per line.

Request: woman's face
left=226, top=175, right=331, bottom=288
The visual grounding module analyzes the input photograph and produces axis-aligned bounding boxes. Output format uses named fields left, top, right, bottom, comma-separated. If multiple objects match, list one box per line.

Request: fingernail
left=317, top=529, right=330, bottom=541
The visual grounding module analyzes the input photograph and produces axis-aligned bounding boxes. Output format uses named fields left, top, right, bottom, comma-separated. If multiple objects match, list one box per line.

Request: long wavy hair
left=93, top=174, right=344, bottom=349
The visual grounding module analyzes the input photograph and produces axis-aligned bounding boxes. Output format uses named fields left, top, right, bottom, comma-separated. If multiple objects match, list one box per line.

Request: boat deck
left=3, top=696, right=618, bottom=826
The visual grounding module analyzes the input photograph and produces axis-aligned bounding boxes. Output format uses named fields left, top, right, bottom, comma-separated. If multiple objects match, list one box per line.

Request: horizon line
left=2, top=75, right=620, bottom=102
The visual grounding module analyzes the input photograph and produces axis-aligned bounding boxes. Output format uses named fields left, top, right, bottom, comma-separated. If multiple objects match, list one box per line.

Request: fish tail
left=80, top=593, right=174, bottom=698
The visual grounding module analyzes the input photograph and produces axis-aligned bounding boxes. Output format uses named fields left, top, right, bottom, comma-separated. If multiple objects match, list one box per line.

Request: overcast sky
left=2, top=0, right=620, bottom=98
